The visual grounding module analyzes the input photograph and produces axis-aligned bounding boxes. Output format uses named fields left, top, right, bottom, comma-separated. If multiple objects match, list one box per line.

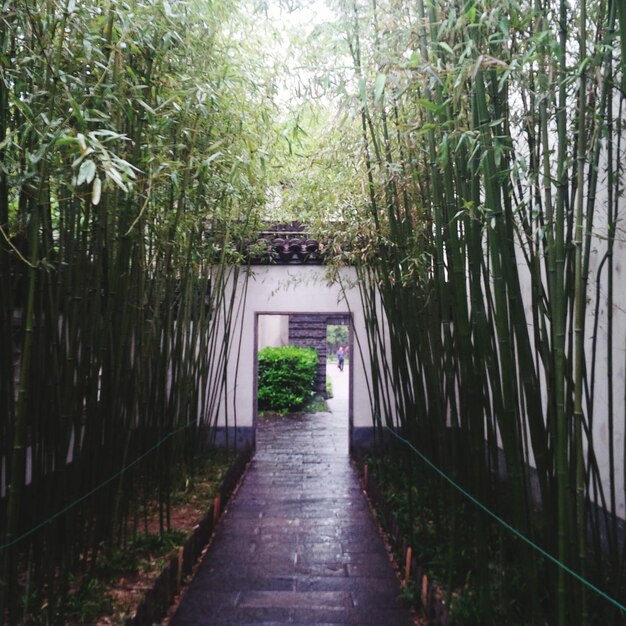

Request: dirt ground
left=93, top=456, right=234, bottom=626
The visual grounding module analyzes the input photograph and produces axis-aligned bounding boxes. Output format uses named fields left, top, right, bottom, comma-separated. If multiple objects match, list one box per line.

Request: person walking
left=337, top=346, right=345, bottom=371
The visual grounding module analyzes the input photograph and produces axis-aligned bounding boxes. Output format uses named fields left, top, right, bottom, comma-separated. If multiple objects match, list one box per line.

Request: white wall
left=512, top=154, right=626, bottom=522
left=215, top=265, right=377, bottom=435
left=257, top=314, right=289, bottom=349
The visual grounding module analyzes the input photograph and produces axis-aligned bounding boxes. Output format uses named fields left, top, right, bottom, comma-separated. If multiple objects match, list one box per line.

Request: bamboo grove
left=2, top=0, right=626, bottom=623
left=329, top=0, right=626, bottom=623
left=0, top=0, right=272, bottom=622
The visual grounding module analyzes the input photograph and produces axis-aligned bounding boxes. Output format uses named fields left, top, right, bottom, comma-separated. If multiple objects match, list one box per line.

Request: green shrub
left=258, top=345, right=318, bottom=413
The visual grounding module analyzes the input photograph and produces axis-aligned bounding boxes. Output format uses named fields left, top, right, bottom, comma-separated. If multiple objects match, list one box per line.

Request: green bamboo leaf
left=54, top=135, right=78, bottom=147
left=77, top=159, right=97, bottom=186
left=208, top=139, right=226, bottom=152
left=71, top=148, right=94, bottom=169
left=77, top=133, right=88, bottom=155
left=358, top=77, right=367, bottom=108
left=27, top=147, right=46, bottom=165
left=104, top=165, right=128, bottom=192
left=204, top=151, right=223, bottom=166
left=90, top=130, right=127, bottom=141
left=91, top=177, right=102, bottom=206
left=374, top=73, right=387, bottom=105
left=619, top=0, right=626, bottom=92
left=163, top=0, right=174, bottom=18
left=438, top=41, right=454, bottom=56
left=417, top=98, right=442, bottom=114
left=11, top=97, right=33, bottom=120
left=137, top=99, right=156, bottom=115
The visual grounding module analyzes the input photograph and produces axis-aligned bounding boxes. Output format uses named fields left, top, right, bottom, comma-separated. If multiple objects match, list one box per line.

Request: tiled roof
left=248, top=223, right=326, bottom=264
left=250, top=236, right=325, bottom=264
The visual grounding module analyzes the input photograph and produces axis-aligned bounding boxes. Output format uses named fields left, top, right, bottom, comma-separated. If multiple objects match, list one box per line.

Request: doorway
left=254, top=313, right=352, bottom=433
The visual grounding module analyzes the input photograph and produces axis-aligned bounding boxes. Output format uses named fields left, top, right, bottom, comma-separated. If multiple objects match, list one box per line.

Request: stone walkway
left=169, top=365, right=413, bottom=625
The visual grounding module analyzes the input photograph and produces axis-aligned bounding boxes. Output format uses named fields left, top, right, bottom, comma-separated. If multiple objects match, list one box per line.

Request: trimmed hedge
left=258, top=345, right=318, bottom=413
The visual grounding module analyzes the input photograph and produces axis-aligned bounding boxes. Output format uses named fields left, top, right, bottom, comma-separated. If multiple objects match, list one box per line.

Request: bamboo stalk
left=573, top=0, right=588, bottom=619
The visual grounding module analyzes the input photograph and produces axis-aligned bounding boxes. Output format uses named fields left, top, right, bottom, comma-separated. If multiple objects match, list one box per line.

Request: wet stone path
left=169, top=406, right=413, bottom=625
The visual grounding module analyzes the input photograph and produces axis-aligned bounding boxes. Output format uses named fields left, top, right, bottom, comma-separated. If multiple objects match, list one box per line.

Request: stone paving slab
left=169, top=407, right=413, bottom=626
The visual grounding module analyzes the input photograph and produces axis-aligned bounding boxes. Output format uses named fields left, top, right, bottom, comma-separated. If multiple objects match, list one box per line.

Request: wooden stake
left=213, top=495, right=221, bottom=528
left=363, top=464, right=369, bottom=488
left=404, top=546, right=412, bottom=584
left=177, top=546, right=184, bottom=588
left=422, top=574, right=428, bottom=608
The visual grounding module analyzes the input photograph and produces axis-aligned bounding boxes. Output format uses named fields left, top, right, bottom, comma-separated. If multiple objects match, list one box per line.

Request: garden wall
left=211, top=265, right=382, bottom=450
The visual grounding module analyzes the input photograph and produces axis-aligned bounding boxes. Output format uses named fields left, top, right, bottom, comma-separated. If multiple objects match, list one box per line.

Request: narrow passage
left=169, top=364, right=413, bottom=625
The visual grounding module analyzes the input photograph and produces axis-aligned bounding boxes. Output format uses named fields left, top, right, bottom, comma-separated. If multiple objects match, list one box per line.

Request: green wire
left=4, top=419, right=625, bottom=616
left=385, top=425, right=626, bottom=614
left=0, top=422, right=192, bottom=551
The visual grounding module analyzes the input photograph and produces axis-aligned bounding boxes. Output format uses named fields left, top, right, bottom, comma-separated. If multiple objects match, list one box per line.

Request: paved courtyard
left=169, top=363, right=413, bottom=625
